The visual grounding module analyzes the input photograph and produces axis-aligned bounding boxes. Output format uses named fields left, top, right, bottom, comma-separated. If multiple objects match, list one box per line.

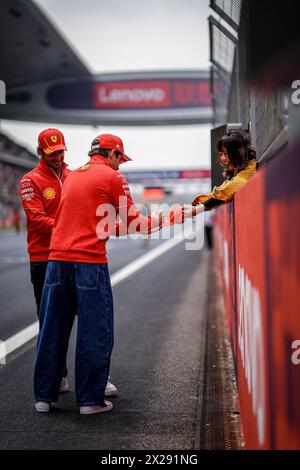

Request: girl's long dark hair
left=217, top=130, right=256, bottom=178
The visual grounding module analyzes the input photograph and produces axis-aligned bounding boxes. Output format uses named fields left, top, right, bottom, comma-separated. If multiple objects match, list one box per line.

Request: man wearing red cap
left=20, top=128, right=69, bottom=312
left=34, top=134, right=163, bottom=415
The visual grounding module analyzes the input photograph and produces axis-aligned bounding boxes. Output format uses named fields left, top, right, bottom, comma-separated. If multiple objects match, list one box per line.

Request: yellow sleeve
left=192, top=160, right=256, bottom=206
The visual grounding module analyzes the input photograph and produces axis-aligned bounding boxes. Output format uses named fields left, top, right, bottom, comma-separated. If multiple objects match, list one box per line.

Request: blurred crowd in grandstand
left=0, top=131, right=36, bottom=228
left=0, top=133, right=36, bottom=162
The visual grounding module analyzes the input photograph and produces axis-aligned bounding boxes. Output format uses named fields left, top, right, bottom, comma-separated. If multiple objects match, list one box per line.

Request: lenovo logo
left=99, top=87, right=165, bottom=103
left=94, top=81, right=170, bottom=108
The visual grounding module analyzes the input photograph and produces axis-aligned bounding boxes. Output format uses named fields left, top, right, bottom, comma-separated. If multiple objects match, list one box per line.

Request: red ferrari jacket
left=20, top=159, right=70, bottom=261
left=49, top=155, right=156, bottom=264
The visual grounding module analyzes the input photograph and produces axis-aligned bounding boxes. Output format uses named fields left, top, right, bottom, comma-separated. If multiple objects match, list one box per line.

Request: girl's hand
left=183, top=204, right=204, bottom=218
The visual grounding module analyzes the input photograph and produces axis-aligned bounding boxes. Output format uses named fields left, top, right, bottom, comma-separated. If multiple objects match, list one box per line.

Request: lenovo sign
left=93, top=79, right=211, bottom=109
left=4, top=71, right=213, bottom=126
left=94, top=81, right=169, bottom=108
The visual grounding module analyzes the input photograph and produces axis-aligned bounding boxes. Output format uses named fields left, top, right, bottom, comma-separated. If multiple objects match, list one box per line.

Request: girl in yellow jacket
left=183, top=130, right=257, bottom=218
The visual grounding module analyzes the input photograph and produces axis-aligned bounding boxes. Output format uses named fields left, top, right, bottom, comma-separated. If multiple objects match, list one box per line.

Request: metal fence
left=250, top=88, right=288, bottom=162
left=210, top=0, right=241, bottom=31
left=208, top=14, right=237, bottom=126
left=209, top=0, right=288, bottom=162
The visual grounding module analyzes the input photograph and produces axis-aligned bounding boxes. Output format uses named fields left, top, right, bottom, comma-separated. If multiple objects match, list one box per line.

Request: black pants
left=30, top=261, right=68, bottom=378
left=30, top=261, right=48, bottom=316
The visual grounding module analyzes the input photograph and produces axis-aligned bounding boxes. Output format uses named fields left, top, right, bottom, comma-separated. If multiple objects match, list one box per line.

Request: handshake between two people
left=148, top=202, right=204, bottom=231
left=102, top=200, right=205, bottom=239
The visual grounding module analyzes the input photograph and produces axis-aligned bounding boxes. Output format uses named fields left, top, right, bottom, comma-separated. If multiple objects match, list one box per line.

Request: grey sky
left=2, top=0, right=212, bottom=170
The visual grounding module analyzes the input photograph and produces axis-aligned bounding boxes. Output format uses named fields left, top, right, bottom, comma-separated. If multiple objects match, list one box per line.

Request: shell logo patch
left=51, top=135, right=57, bottom=143
left=43, top=187, right=56, bottom=199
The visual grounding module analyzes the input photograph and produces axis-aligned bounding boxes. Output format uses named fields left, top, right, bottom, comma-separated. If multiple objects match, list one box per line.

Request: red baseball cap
left=38, top=128, right=67, bottom=155
left=92, top=134, right=132, bottom=163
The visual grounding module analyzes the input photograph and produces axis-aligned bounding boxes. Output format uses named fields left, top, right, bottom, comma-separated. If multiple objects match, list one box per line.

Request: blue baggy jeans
left=34, top=261, right=114, bottom=406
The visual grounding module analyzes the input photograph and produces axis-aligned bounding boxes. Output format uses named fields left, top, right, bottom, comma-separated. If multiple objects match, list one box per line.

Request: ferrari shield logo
left=51, top=135, right=57, bottom=143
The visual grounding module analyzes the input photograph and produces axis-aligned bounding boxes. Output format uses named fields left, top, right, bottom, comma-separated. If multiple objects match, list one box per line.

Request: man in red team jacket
left=21, top=129, right=118, bottom=398
left=20, top=128, right=70, bottom=313
left=34, top=134, right=163, bottom=415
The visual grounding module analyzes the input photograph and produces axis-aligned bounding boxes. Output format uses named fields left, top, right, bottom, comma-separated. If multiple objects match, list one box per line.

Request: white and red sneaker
left=105, top=378, right=118, bottom=397
left=80, top=400, right=113, bottom=415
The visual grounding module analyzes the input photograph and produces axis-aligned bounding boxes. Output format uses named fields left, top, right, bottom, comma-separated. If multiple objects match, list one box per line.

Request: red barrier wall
left=214, top=202, right=238, bottom=363
left=214, top=141, right=300, bottom=449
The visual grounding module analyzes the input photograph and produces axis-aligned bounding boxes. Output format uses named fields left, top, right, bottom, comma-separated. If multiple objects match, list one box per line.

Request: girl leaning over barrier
left=182, top=129, right=257, bottom=219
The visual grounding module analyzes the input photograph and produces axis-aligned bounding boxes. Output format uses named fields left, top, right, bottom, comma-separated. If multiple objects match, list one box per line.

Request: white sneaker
left=59, top=377, right=69, bottom=393
left=35, top=401, right=52, bottom=413
left=105, top=378, right=118, bottom=397
left=80, top=400, right=113, bottom=415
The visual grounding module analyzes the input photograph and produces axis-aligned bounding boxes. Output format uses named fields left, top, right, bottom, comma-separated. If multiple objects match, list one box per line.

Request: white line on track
left=1, top=256, right=27, bottom=263
left=0, top=221, right=202, bottom=363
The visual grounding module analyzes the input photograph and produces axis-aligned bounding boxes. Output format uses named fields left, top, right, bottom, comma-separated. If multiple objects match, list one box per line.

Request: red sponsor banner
left=267, top=198, right=300, bottom=449
left=214, top=175, right=271, bottom=449
left=93, top=79, right=211, bottom=109
left=213, top=140, right=300, bottom=449
left=234, top=170, right=271, bottom=449
left=93, top=81, right=170, bottom=109
left=142, top=188, right=165, bottom=200
left=213, top=203, right=237, bottom=359
left=264, top=142, right=300, bottom=449
left=180, top=169, right=211, bottom=179
left=173, top=80, right=211, bottom=107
